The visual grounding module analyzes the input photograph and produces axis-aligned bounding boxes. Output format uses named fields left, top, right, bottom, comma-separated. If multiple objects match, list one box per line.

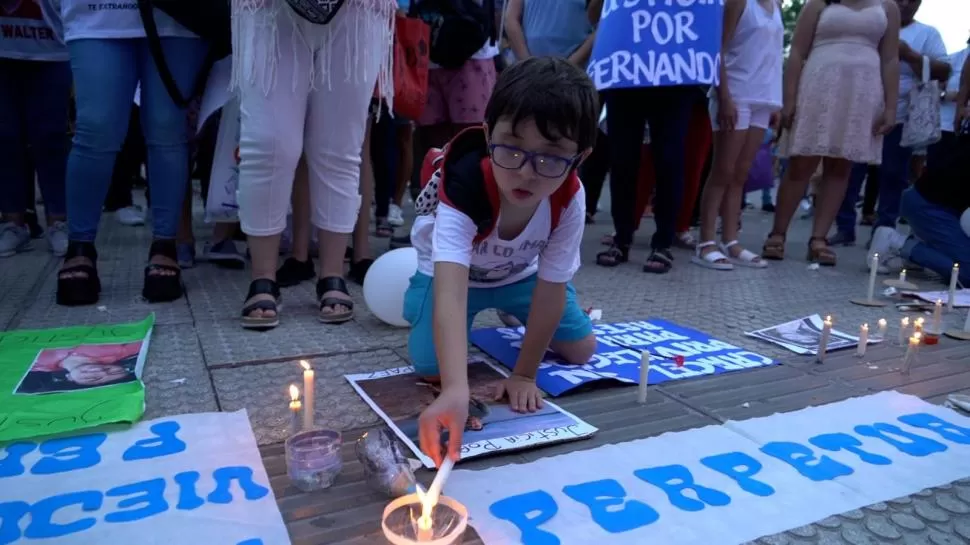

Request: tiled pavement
left=4, top=192, right=970, bottom=544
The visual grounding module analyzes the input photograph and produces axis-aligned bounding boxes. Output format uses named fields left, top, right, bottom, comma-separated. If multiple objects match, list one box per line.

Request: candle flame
left=861, top=323, right=868, bottom=330
left=300, top=360, right=311, bottom=371
left=878, top=319, right=887, bottom=326
left=413, top=487, right=436, bottom=534
left=289, top=384, right=299, bottom=401
left=902, top=317, right=910, bottom=325
left=915, top=317, right=925, bottom=326
left=824, top=315, right=832, bottom=324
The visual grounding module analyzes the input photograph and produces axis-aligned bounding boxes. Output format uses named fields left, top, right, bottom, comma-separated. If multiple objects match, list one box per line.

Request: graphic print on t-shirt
left=467, top=238, right=547, bottom=284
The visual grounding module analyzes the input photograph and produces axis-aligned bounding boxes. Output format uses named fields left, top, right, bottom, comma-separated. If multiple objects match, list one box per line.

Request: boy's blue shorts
left=403, top=272, right=593, bottom=376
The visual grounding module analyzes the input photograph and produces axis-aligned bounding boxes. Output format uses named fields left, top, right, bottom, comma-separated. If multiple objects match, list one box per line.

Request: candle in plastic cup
left=382, top=493, right=468, bottom=545
left=285, top=429, right=342, bottom=492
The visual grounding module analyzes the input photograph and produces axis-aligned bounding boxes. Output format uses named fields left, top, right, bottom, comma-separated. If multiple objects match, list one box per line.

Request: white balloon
left=362, top=247, right=419, bottom=328
left=962, top=209, right=970, bottom=238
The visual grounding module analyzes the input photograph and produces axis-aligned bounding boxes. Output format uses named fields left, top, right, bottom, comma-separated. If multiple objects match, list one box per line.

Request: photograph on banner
left=345, top=360, right=597, bottom=468
left=0, top=410, right=291, bottom=545
left=13, top=340, right=143, bottom=395
left=587, top=0, right=723, bottom=90
left=745, top=314, right=876, bottom=355
left=0, top=315, right=154, bottom=442
left=446, top=391, right=970, bottom=545
left=470, top=320, right=776, bottom=396
left=901, top=289, right=970, bottom=308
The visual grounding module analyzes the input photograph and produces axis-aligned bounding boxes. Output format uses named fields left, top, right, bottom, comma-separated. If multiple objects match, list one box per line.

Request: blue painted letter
left=899, top=413, right=970, bottom=445
left=809, top=433, right=892, bottom=465
left=0, top=501, right=29, bottom=545
left=489, top=490, right=560, bottom=545
left=633, top=465, right=731, bottom=511
left=24, top=491, right=102, bottom=540
left=122, top=421, right=186, bottom=461
left=207, top=466, right=270, bottom=504
left=700, top=452, right=775, bottom=497
left=0, top=443, right=36, bottom=479
left=31, top=433, right=107, bottom=475
left=238, top=540, right=264, bottom=545
left=562, top=479, right=658, bottom=533
left=105, top=478, right=169, bottom=523
left=174, top=471, right=205, bottom=510
left=760, top=441, right=853, bottom=481
left=854, top=423, right=946, bottom=457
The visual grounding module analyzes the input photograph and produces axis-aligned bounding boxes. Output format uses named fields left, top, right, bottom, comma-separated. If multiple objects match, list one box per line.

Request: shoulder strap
left=548, top=175, right=581, bottom=234
left=136, top=0, right=215, bottom=108
left=472, top=171, right=500, bottom=243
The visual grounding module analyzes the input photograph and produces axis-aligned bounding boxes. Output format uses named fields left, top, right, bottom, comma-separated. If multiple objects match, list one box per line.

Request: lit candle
left=899, top=269, right=907, bottom=283
left=914, top=317, right=924, bottom=335
left=638, top=351, right=650, bottom=404
left=949, top=264, right=959, bottom=311
left=932, top=299, right=943, bottom=334
left=817, top=316, right=832, bottom=363
left=901, top=333, right=921, bottom=375
left=289, top=384, right=302, bottom=433
left=899, top=317, right=910, bottom=344
left=964, top=307, right=970, bottom=333
left=856, top=324, right=869, bottom=357
left=877, top=318, right=887, bottom=339
left=301, top=361, right=315, bottom=430
left=866, top=253, right=879, bottom=301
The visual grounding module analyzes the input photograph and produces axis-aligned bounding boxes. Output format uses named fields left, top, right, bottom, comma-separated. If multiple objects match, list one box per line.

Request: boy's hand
left=418, top=384, right=469, bottom=467
left=496, top=374, right=544, bottom=413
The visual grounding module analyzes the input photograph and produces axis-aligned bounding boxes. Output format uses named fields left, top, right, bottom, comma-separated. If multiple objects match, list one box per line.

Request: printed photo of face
left=14, top=342, right=142, bottom=395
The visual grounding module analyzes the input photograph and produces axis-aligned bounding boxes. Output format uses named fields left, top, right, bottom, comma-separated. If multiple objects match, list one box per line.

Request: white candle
left=899, top=269, right=907, bottom=283
left=817, top=316, right=832, bottom=363
left=638, top=351, right=650, bottom=404
left=877, top=318, right=887, bottom=339
left=899, top=317, right=910, bottom=344
left=288, top=385, right=302, bottom=433
left=901, top=333, right=920, bottom=375
left=301, top=361, right=314, bottom=430
left=914, top=317, right=925, bottom=335
left=964, top=307, right=970, bottom=332
left=857, top=324, right=869, bottom=357
left=932, top=299, right=943, bottom=334
left=949, top=264, right=960, bottom=311
left=866, top=253, right=879, bottom=301
left=425, top=458, right=455, bottom=508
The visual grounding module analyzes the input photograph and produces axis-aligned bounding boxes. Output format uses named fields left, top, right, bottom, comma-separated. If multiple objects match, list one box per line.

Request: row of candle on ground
left=865, top=255, right=960, bottom=309
left=288, top=361, right=315, bottom=432
left=815, top=314, right=933, bottom=363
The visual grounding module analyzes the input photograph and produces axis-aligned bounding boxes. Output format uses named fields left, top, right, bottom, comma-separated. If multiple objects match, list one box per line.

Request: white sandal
left=691, top=241, right=734, bottom=270
left=720, top=240, right=768, bottom=268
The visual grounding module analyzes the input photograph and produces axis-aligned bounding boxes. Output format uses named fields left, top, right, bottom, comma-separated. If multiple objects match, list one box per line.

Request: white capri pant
left=235, top=2, right=390, bottom=236
left=709, top=98, right=775, bottom=131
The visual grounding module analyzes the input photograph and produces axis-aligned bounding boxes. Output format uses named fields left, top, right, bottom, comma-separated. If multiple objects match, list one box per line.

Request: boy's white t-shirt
left=411, top=187, right=587, bottom=288
left=897, top=21, right=948, bottom=121
left=59, top=0, right=197, bottom=41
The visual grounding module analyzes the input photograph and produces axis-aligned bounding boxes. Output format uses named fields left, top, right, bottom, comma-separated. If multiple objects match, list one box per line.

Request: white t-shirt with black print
left=58, top=0, right=196, bottom=41
left=0, top=0, right=67, bottom=61
left=411, top=188, right=587, bottom=288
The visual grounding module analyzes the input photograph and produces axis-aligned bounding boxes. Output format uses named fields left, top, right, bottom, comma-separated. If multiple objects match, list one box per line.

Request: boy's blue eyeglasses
left=488, top=144, right=579, bottom=179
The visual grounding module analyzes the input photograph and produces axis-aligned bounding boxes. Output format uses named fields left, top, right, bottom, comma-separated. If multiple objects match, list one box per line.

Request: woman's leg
left=763, top=155, right=821, bottom=258
left=601, top=88, right=648, bottom=264
left=290, top=158, right=312, bottom=262
left=0, top=59, right=28, bottom=222
left=393, top=121, right=414, bottom=206
left=719, top=127, right=766, bottom=260
left=808, top=157, right=853, bottom=265
left=304, top=4, right=388, bottom=321
left=676, top=103, right=713, bottom=235
left=696, top=122, right=749, bottom=263
left=861, top=163, right=880, bottom=220
left=351, top=119, right=376, bottom=281
left=371, top=103, right=396, bottom=235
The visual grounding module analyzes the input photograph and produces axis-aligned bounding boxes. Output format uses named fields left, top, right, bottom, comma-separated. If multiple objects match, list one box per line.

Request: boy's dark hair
left=484, top=56, right=599, bottom=152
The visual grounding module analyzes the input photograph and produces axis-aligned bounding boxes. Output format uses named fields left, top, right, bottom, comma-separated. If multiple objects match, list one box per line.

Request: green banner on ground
left=0, top=315, right=154, bottom=442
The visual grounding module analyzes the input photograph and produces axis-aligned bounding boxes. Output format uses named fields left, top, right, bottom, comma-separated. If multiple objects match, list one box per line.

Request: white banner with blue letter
left=447, top=391, right=970, bottom=545
left=587, top=0, right=723, bottom=90
left=0, top=411, right=290, bottom=545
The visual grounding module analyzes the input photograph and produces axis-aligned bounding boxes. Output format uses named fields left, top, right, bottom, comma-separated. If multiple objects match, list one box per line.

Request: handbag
left=137, top=0, right=231, bottom=108
left=286, top=0, right=347, bottom=24
left=744, top=142, right=775, bottom=193
left=900, top=56, right=942, bottom=148
left=388, top=12, right=430, bottom=119
left=411, top=0, right=496, bottom=70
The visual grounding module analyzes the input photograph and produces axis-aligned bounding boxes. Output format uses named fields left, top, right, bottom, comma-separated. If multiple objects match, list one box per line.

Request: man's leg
left=873, top=125, right=912, bottom=233
left=830, top=162, right=867, bottom=245
left=899, top=187, right=970, bottom=286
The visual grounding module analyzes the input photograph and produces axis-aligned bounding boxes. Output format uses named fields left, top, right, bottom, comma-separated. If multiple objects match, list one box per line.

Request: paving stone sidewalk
left=3, top=194, right=970, bottom=544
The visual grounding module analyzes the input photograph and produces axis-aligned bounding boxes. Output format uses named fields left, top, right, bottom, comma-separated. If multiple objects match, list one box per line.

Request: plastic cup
left=285, top=429, right=342, bottom=492
left=381, top=493, right=468, bottom=545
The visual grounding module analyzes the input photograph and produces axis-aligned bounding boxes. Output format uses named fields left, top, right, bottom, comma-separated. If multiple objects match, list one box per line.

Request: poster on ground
left=345, top=360, right=597, bottom=468
left=0, top=410, right=291, bottom=545
left=471, top=320, right=776, bottom=396
left=901, top=289, right=970, bottom=308
left=0, top=316, right=154, bottom=442
left=745, top=314, right=881, bottom=355
left=447, top=391, right=970, bottom=545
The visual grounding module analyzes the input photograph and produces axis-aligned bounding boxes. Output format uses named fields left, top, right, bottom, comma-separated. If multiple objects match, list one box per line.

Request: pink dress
left=780, top=1, right=888, bottom=164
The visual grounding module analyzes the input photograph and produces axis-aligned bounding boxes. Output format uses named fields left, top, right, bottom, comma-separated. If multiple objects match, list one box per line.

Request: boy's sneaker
left=389, top=233, right=412, bottom=249
left=0, top=223, right=31, bottom=257
left=203, top=239, right=246, bottom=269
left=116, top=205, right=146, bottom=226
left=388, top=203, right=405, bottom=227
left=868, top=226, right=907, bottom=274
left=46, top=222, right=69, bottom=257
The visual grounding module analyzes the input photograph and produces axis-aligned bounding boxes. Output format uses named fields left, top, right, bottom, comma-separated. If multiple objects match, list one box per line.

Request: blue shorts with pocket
left=403, top=272, right=593, bottom=376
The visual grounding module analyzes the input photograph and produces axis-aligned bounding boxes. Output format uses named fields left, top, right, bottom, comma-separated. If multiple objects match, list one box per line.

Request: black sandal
left=241, top=278, right=282, bottom=330
left=317, top=276, right=354, bottom=324
left=643, top=249, right=674, bottom=274
left=596, top=244, right=629, bottom=267
left=348, top=258, right=374, bottom=285
left=56, top=241, right=101, bottom=306
left=142, top=239, right=184, bottom=303
left=277, top=257, right=314, bottom=287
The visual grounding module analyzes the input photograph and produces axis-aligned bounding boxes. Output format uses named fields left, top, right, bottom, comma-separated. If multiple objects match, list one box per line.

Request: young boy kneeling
left=403, top=57, right=600, bottom=465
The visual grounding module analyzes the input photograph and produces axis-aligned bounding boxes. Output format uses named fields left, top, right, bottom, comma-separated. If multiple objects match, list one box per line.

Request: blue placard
left=470, top=319, right=776, bottom=396
left=587, top=0, right=723, bottom=90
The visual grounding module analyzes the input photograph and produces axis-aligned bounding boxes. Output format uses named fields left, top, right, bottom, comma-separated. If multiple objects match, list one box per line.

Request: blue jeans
left=899, top=188, right=970, bottom=287
left=66, top=38, right=207, bottom=242
left=0, top=59, right=72, bottom=217
left=874, top=124, right=912, bottom=230
left=403, top=272, right=593, bottom=376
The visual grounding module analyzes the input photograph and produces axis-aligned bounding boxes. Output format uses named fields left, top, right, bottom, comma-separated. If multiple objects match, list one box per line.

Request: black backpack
left=412, top=0, right=496, bottom=70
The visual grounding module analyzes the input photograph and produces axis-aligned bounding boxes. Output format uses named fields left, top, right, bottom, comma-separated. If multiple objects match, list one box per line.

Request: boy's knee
left=553, top=334, right=597, bottom=365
